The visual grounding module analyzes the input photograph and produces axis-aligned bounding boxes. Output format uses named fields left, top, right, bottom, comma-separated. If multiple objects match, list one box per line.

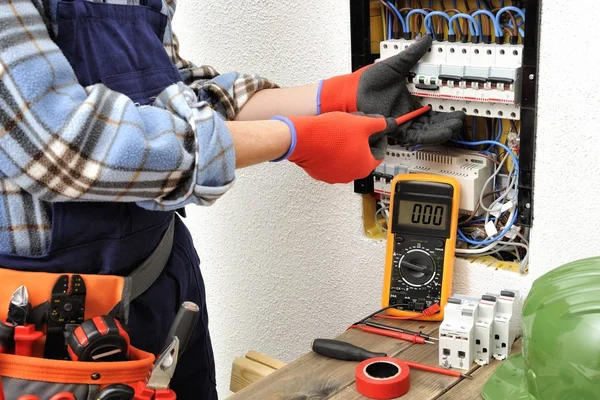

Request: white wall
left=173, top=0, right=600, bottom=396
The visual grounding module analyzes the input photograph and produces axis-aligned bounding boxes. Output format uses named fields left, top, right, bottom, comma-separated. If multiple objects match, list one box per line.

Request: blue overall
left=0, top=0, right=218, bottom=398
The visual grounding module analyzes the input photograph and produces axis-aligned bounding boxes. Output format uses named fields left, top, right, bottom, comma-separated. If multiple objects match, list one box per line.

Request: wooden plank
left=435, top=339, right=523, bottom=400
left=328, top=326, right=481, bottom=400
left=227, top=321, right=440, bottom=400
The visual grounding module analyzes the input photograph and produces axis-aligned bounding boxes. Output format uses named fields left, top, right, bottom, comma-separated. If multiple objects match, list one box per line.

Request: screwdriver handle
left=165, top=301, right=200, bottom=357
left=312, top=339, right=386, bottom=362
left=350, top=325, right=427, bottom=344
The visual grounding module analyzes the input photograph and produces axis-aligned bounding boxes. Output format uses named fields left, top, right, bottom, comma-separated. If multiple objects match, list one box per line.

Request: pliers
left=95, top=337, right=179, bottom=400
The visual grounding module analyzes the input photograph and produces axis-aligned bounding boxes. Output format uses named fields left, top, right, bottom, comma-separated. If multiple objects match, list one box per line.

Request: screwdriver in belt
left=348, top=324, right=435, bottom=344
left=312, top=339, right=472, bottom=379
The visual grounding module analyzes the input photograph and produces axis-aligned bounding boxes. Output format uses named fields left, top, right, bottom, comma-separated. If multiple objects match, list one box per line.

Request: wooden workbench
left=227, top=319, right=521, bottom=400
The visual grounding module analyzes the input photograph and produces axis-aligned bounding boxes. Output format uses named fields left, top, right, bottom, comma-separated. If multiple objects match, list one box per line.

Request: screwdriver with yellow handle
left=312, top=339, right=473, bottom=379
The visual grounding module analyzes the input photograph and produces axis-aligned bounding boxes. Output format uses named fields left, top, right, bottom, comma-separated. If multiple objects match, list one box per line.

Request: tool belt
left=0, top=218, right=177, bottom=399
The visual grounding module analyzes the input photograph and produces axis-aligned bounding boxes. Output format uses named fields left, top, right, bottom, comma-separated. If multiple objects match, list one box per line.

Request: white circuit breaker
left=439, top=297, right=479, bottom=371
left=475, top=295, right=498, bottom=365
left=380, top=39, right=523, bottom=120
left=373, top=145, right=493, bottom=214
left=441, top=290, right=518, bottom=370
left=490, top=290, right=519, bottom=361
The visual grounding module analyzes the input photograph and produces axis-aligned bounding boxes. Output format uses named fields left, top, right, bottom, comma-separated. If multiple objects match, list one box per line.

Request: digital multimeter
left=381, top=174, right=460, bottom=321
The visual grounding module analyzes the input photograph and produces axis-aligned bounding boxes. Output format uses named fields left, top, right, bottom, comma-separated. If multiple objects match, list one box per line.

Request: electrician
left=1, top=0, right=463, bottom=398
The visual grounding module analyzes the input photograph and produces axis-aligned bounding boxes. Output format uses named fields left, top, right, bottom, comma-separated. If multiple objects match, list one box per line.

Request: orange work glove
left=272, top=113, right=398, bottom=184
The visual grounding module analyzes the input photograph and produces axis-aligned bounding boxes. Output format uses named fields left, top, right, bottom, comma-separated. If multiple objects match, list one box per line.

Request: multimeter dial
left=399, top=249, right=436, bottom=286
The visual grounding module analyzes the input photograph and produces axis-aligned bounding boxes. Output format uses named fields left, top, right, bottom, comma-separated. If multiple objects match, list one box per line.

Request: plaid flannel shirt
left=0, top=0, right=277, bottom=255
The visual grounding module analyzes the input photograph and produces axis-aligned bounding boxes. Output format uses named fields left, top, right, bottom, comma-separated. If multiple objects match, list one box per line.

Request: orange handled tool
left=395, top=105, right=432, bottom=125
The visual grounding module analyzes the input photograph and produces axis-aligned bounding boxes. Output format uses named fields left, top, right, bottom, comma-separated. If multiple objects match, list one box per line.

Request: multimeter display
left=382, top=175, right=460, bottom=321
left=397, top=200, right=448, bottom=230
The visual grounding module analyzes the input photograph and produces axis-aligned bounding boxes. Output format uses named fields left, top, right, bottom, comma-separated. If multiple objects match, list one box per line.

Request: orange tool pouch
left=0, top=218, right=175, bottom=399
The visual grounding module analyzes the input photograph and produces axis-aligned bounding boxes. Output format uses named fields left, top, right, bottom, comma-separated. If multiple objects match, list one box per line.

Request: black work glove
left=318, top=35, right=465, bottom=145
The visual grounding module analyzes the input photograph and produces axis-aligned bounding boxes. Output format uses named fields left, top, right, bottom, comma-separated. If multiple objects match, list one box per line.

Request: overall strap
left=110, top=215, right=176, bottom=323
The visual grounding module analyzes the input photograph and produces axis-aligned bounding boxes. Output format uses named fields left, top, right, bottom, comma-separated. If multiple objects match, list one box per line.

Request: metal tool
left=67, top=315, right=130, bottom=362
left=348, top=324, right=435, bottom=344
left=45, top=275, right=86, bottom=359
left=95, top=384, right=135, bottom=400
left=312, top=339, right=473, bottom=379
left=165, top=301, right=199, bottom=357
left=8, top=286, right=31, bottom=326
left=312, top=339, right=386, bottom=361
left=8, top=286, right=44, bottom=357
left=363, top=321, right=438, bottom=341
left=132, top=337, right=178, bottom=399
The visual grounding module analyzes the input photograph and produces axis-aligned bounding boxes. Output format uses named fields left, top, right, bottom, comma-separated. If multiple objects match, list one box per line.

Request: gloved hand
left=272, top=113, right=398, bottom=184
left=317, top=35, right=464, bottom=145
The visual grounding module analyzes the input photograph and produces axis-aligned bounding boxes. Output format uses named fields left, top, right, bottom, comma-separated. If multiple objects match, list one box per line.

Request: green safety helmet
left=482, top=257, right=600, bottom=400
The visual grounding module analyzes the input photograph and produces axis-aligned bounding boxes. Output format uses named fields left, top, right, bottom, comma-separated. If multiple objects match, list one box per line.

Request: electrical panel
left=351, top=0, right=540, bottom=273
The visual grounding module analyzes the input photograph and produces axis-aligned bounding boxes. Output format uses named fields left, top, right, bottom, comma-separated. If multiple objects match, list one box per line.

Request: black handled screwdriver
left=312, top=338, right=386, bottom=361
left=165, top=301, right=199, bottom=357
left=312, top=339, right=473, bottom=379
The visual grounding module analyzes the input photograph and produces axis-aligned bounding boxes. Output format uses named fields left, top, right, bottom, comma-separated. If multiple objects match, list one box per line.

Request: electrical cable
left=423, top=11, right=452, bottom=37
left=495, top=6, right=525, bottom=32
left=444, top=8, right=467, bottom=37
left=448, top=13, right=480, bottom=39
left=471, top=9, right=502, bottom=37
left=405, top=9, right=429, bottom=35
left=451, top=140, right=519, bottom=181
left=386, top=1, right=409, bottom=34
left=458, top=207, right=517, bottom=246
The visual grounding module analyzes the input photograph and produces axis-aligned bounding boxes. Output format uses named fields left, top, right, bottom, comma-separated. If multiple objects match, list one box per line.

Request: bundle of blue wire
left=382, top=3, right=525, bottom=41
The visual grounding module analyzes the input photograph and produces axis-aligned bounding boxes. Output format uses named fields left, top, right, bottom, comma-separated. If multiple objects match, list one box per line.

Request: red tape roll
left=355, top=357, right=411, bottom=399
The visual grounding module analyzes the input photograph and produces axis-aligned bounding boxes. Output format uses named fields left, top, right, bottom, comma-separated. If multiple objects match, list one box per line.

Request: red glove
left=272, top=113, right=397, bottom=184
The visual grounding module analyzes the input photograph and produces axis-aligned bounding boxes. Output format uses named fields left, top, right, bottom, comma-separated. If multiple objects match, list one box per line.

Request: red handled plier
left=132, top=337, right=178, bottom=399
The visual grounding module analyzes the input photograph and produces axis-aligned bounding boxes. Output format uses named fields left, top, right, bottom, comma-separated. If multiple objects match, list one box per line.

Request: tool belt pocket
left=0, top=268, right=156, bottom=399
left=0, top=347, right=154, bottom=399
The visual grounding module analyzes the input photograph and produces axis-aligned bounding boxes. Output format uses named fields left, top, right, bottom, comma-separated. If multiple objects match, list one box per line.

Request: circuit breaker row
left=439, top=290, right=519, bottom=371
left=380, top=39, right=524, bottom=120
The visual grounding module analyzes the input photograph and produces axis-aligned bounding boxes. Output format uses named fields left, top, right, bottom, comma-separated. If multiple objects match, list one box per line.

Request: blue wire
left=472, top=10, right=502, bottom=37
left=451, top=139, right=519, bottom=181
left=404, top=9, right=429, bottom=34
left=428, top=0, right=433, bottom=8
left=457, top=210, right=518, bottom=245
left=486, top=119, right=502, bottom=151
left=386, top=2, right=408, bottom=34
left=500, top=0, right=505, bottom=6
left=452, top=0, right=457, bottom=8
left=475, top=0, right=484, bottom=41
left=495, top=6, right=526, bottom=31
left=505, top=22, right=525, bottom=37
left=388, top=12, right=393, bottom=40
left=423, top=12, right=452, bottom=36
left=471, top=117, right=477, bottom=142
left=448, top=13, right=480, bottom=38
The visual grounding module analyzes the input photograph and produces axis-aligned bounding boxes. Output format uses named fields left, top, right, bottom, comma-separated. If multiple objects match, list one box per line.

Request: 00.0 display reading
left=397, top=200, right=448, bottom=229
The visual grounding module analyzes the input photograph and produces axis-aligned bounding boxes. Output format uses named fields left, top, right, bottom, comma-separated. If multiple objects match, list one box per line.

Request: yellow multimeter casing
left=381, top=173, right=460, bottom=321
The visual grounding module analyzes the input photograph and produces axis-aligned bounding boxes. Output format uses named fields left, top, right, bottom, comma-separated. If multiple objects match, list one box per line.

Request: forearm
left=226, top=120, right=291, bottom=168
left=235, top=83, right=319, bottom=121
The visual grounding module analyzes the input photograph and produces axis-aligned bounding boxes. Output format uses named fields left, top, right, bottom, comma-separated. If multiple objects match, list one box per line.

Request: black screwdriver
left=312, top=338, right=386, bottom=361
left=165, top=301, right=199, bottom=357
left=312, top=339, right=473, bottom=379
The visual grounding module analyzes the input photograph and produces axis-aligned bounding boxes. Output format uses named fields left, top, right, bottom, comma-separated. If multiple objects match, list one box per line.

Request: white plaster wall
left=173, top=0, right=600, bottom=396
